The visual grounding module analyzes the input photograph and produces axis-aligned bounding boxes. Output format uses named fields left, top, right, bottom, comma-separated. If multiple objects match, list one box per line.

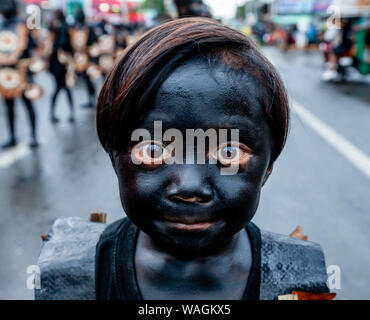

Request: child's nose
left=166, top=165, right=213, bottom=204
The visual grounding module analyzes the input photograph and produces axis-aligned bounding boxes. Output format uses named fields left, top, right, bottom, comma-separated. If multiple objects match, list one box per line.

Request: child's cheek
left=241, top=152, right=271, bottom=184
left=114, top=152, right=142, bottom=196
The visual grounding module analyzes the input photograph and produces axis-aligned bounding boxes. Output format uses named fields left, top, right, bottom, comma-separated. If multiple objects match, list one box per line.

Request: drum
left=0, top=25, right=28, bottom=66
left=74, top=52, right=89, bottom=73
left=98, top=35, right=115, bottom=55
left=98, top=54, right=114, bottom=74
left=57, top=50, right=72, bottom=65
left=70, top=29, right=88, bottom=51
left=114, top=48, right=125, bottom=60
left=28, top=57, right=48, bottom=73
left=89, top=43, right=100, bottom=58
left=0, top=68, right=26, bottom=99
left=87, top=64, right=102, bottom=81
left=0, top=30, right=18, bottom=53
left=24, top=83, right=43, bottom=101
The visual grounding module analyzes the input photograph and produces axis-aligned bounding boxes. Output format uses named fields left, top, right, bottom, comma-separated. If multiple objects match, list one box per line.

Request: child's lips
left=165, top=221, right=215, bottom=231
left=162, top=215, right=219, bottom=231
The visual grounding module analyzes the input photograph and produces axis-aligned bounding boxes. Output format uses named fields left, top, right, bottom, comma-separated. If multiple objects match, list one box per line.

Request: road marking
left=0, top=143, right=30, bottom=169
left=292, top=99, right=370, bottom=179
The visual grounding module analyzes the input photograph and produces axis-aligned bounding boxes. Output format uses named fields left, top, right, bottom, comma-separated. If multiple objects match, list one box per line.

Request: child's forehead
left=145, top=58, right=265, bottom=126
left=159, top=58, right=262, bottom=97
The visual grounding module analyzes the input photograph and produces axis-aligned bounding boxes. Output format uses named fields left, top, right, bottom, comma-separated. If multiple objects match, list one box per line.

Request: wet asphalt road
left=0, top=47, right=369, bottom=300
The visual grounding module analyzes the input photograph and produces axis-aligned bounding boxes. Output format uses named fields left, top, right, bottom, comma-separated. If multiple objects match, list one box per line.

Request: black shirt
left=95, top=217, right=261, bottom=300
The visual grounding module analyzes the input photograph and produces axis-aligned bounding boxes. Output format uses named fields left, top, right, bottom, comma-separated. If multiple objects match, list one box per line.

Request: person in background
left=48, top=9, right=75, bottom=123
left=174, top=0, right=211, bottom=18
left=71, top=9, right=97, bottom=108
left=94, top=15, right=111, bottom=38
left=283, top=24, right=296, bottom=52
left=0, top=0, right=38, bottom=149
left=305, top=22, right=317, bottom=52
left=252, top=21, right=266, bottom=45
left=321, top=24, right=338, bottom=64
left=113, top=24, right=128, bottom=52
left=328, top=19, right=354, bottom=70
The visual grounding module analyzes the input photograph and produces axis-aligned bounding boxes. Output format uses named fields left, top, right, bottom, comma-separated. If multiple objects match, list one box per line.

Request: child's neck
left=134, top=229, right=252, bottom=300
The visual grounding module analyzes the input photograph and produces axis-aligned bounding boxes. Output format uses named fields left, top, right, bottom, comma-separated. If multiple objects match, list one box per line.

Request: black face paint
left=112, top=58, right=273, bottom=258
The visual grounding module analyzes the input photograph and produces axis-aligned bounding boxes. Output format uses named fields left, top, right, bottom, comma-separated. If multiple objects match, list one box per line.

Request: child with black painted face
left=95, top=18, right=328, bottom=300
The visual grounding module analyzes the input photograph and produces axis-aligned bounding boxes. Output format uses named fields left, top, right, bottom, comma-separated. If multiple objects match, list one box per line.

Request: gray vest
left=35, top=217, right=329, bottom=300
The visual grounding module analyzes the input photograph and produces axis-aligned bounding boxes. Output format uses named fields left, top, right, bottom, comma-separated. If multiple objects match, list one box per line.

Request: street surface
left=0, top=47, right=369, bottom=299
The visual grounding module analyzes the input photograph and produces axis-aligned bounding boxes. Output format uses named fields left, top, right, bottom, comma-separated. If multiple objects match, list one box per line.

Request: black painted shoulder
left=98, top=216, right=129, bottom=241
left=95, top=217, right=131, bottom=300
left=259, top=230, right=329, bottom=300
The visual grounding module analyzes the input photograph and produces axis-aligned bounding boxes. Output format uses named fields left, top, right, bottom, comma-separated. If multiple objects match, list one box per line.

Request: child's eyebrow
left=140, top=112, right=173, bottom=128
left=207, top=113, right=261, bottom=130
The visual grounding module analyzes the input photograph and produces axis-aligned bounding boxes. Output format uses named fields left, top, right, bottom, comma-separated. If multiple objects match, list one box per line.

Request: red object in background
left=128, top=11, right=145, bottom=23
left=292, top=291, right=336, bottom=300
left=127, top=1, right=145, bottom=23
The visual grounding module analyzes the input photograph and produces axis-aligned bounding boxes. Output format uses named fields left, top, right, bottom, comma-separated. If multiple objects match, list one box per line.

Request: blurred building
left=236, top=0, right=370, bottom=23
left=272, top=0, right=370, bottom=23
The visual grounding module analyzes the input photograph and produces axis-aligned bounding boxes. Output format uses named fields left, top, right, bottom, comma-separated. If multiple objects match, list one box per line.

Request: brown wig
left=97, top=17, right=289, bottom=163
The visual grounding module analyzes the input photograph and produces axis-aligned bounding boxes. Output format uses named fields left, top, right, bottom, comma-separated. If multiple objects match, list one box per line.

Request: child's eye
left=145, top=143, right=162, bottom=158
left=132, top=140, right=171, bottom=167
left=210, top=142, right=251, bottom=167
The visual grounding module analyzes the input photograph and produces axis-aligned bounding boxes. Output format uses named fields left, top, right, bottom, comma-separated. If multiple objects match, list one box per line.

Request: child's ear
left=262, top=164, right=273, bottom=186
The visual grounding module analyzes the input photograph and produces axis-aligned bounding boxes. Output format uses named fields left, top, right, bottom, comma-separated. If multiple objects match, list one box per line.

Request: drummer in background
left=70, top=9, right=97, bottom=109
left=48, top=9, right=75, bottom=123
left=0, top=0, right=38, bottom=149
left=94, top=18, right=116, bottom=78
left=113, top=23, right=128, bottom=54
left=93, top=14, right=111, bottom=38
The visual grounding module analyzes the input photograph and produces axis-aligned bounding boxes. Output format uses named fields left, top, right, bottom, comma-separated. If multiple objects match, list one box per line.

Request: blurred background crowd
left=0, top=0, right=369, bottom=300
